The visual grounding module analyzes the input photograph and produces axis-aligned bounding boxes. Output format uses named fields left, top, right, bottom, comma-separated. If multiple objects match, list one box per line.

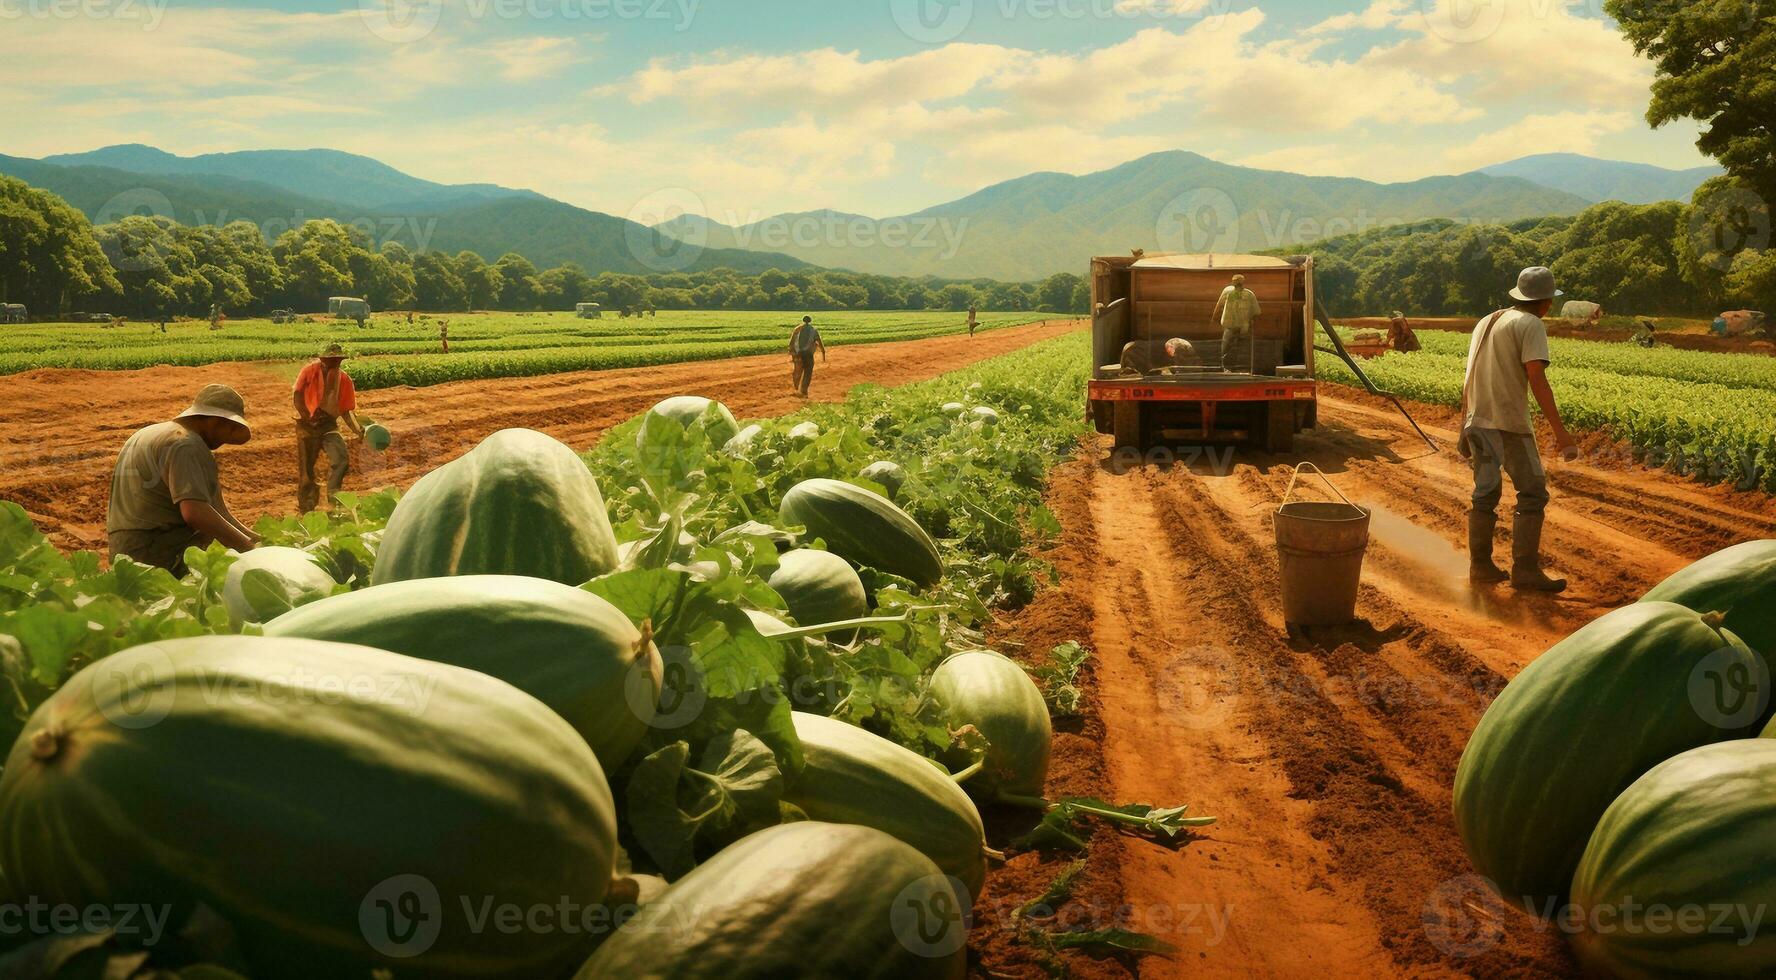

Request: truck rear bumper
left=1089, top=378, right=1317, bottom=402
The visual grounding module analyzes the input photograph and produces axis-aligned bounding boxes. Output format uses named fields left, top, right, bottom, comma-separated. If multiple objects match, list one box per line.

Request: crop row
left=1319, top=344, right=1776, bottom=491
left=0, top=311, right=1055, bottom=377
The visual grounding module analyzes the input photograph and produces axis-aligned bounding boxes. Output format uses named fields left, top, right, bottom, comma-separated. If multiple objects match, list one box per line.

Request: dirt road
left=1005, top=388, right=1775, bottom=978
left=0, top=320, right=1081, bottom=552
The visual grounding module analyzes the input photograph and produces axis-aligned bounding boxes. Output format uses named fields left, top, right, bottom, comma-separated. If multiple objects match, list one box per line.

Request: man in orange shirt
left=292, top=342, right=366, bottom=513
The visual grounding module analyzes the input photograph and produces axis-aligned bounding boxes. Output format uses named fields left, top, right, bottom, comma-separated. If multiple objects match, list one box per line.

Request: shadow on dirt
left=1094, top=422, right=1407, bottom=479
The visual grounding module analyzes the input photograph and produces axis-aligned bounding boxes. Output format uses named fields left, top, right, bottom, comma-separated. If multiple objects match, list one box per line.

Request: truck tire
left=1113, top=401, right=1147, bottom=452
left=1263, top=402, right=1296, bottom=453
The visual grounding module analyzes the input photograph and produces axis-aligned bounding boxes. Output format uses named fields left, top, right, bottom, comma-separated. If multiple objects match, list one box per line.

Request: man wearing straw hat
left=1460, top=267, right=1579, bottom=593
left=293, top=342, right=367, bottom=513
left=106, top=383, right=259, bottom=574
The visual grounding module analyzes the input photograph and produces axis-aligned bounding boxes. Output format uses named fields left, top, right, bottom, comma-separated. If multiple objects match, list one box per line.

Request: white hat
left=1509, top=267, right=1564, bottom=302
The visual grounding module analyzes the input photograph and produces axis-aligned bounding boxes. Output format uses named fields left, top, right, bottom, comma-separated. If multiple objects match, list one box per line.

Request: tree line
left=1274, top=177, right=1775, bottom=318
left=0, top=176, right=1091, bottom=319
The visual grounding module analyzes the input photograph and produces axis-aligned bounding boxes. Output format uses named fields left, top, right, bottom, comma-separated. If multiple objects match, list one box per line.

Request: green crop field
left=1320, top=330, right=1776, bottom=491
left=0, top=311, right=1065, bottom=387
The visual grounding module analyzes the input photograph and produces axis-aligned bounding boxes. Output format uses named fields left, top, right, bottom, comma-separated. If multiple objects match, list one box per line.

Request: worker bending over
left=1388, top=312, right=1422, bottom=353
left=293, top=342, right=367, bottom=513
left=1213, top=274, right=1261, bottom=373
left=1460, top=268, right=1580, bottom=593
left=107, top=384, right=259, bottom=574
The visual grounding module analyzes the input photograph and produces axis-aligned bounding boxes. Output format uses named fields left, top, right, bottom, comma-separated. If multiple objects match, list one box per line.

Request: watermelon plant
left=219, top=546, right=339, bottom=626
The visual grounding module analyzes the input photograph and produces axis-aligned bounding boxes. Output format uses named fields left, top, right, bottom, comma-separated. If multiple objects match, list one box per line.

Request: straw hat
left=176, top=383, right=250, bottom=433
left=318, top=342, right=349, bottom=361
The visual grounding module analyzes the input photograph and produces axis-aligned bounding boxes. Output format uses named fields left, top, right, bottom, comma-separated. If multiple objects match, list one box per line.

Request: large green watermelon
left=265, top=575, right=662, bottom=769
left=373, top=428, right=619, bottom=586
left=787, top=713, right=988, bottom=899
left=0, top=636, right=618, bottom=979
left=1571, top=739, right=1776, bottom=977
left=1644, top=540, right=1776, bottom=666
left=929, top=650, right=1052, bottom=798
left=779, top=479, right=942, bottom=589
left=1453, top=602, right=1766, bottom=912
left=640, top=396, right=740, bottom=449
left=221, top=547, right=337, bottom=626
left=574, top=822, right=967, bottom=979
left=768, top=549, right=868, bottom=628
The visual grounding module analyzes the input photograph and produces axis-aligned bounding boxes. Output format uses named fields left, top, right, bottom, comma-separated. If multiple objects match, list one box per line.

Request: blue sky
left=3, top=0, right=1711, bottom=221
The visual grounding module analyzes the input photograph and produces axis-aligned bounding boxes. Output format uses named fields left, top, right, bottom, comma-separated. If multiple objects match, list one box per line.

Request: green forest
left=0, top=176, right=1090, bottom=319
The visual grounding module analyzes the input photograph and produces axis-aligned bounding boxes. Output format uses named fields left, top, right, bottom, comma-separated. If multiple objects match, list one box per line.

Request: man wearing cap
left=1461, top=267, right=1580, bottom=593
left=293, top=343, right=366, bottom=514
left=1212, top=274, right=1261, bottom=373
left=107, top=384, right=259, bottom=574
left=789, top=316, right=826, bottom=398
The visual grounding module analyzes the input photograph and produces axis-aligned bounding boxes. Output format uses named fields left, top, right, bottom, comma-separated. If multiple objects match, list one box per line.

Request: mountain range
left=0, top=144, right=1723, bottom=282
left=1475, top=153, right=1722, bottom=206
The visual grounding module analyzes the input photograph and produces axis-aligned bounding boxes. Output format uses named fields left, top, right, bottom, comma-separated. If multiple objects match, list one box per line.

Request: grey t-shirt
left=107, top=421, right=223, bottom=534
left=792, top=324, right=821, bottom=354
left=1464, top=309, right=1552, bottom=434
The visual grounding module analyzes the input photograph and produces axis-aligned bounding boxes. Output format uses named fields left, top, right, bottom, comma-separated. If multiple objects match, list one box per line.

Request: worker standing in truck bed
left=1213, top=274, right=1261, bottom=373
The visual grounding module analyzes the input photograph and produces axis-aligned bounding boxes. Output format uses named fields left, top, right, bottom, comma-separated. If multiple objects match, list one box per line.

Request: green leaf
left=625, top=730, right=784, bottom=878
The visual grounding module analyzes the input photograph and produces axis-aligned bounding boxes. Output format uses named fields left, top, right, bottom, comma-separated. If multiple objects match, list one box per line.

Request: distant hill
left=0, top=150, right=809, bottom=276
left=1477, top=153, right=1722, bottom=205
left=41, top=144, right=542, bottom=212
left=657, top=151, right=1595, bottom=280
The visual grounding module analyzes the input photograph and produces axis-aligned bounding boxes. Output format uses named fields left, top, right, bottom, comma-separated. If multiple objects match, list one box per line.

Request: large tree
left=1608, top=0, right=1776, bottom=204
left=0, top=176, right=118, bottom=314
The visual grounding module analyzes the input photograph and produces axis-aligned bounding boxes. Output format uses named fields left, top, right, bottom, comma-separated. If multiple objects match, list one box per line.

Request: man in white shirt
left=1212, top=274, right=1261, bottom=373
left=1460, top=267, right=1580, bottom=592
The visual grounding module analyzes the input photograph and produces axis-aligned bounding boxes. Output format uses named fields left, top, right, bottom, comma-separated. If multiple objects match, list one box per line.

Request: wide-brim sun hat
left=319, top=342, right=349, bottom=360
left=1509, top=267, right=1564, bottom=303
left=176, top=383, right=250, bottom=435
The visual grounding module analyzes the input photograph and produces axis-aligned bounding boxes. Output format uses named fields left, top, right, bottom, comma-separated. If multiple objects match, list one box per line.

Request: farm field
left=4, top=317, right=1775, bottom=978
left=0, top=310, right=1053, bottom=386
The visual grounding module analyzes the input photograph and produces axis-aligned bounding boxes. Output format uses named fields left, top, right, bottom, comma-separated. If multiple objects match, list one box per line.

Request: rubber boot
left=1468, top=512, right=1508, bottom=584
left=1511, top=511, right=1568, bottom=593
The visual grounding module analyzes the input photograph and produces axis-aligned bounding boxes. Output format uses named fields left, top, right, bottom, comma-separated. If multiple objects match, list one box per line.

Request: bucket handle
left=1281, top=462, right=1364, bottom=511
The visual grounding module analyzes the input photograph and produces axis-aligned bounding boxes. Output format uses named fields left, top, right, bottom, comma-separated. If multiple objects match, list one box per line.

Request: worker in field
left=1213, top=274, right=1261, bottom=373
left=293, top=342, right=368, bottom=514
left=107, top=383, right=259, bottom=574
left=790, top=316, right=827, bottom=397
left=1632, top=318, right=1657, bottom=349
left=967, top=303, right=979, bottom=338
left=1388, top=312, right=1422, bottom=353
left=1460, top=267, right=1581, bottom=593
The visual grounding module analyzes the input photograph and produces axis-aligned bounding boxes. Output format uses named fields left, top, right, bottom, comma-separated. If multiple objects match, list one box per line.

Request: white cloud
left=1444, top=110, right=1639, bottom=172
left=484, top=36, right=583, bottom=82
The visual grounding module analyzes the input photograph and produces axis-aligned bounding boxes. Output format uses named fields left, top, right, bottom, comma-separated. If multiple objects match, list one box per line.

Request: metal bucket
left=1275, top=464, right=1371, bottom=627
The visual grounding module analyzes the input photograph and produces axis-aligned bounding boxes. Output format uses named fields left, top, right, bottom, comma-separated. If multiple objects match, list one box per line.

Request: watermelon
left=1452, top=602, right=1765, bottom=912
left=769, top=550, right=867, bottom=628
left=779, top=479, right=942, bottom=589
left=574, top=822, right=967, bottom=980
left=364, top=423, right=392, bottom=452
left=221, top=547, right=336, bottom=626
left=1571, top=739, right=1776, bottom=977
left=264, top=575, right=662, bottom=769
left=971, top=406, right=1000, bottom=426
left=640, top=396, right=740, bottom=449
left=858, top=461, right=906, bottom=500
left=930, top=650, right=1052, bottom=798
left=788, top=713, right=988, bottom=899
left=789, top=421, right=821, bottom=444
left=1643, top=540, right=1776, bottom=668
left=940, top=402, right=967, bottom=416
left=0, top=636, right=618, bottom=979
left=373, top=428, right=619, bottom=587
left=723, top=424, right=764, bottom=456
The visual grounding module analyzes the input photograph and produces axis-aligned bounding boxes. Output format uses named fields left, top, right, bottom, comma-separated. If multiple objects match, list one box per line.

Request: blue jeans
left=1468, top=428, right=1548, bottom=516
